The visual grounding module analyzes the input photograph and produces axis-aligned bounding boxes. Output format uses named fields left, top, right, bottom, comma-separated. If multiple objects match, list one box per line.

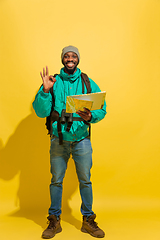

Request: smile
left=66, top=62, right=75, bottom=68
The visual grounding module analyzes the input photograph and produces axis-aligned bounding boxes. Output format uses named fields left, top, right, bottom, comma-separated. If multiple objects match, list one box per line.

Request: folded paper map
left=66, top=91, right=106, bottom=113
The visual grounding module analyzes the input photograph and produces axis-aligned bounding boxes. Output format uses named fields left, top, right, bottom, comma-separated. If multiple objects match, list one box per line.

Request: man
left=32, top=45, right=106, bottom=238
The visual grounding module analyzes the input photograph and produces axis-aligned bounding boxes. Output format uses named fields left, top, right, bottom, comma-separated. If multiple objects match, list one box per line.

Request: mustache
left=66, top=61, right=76, bottom=64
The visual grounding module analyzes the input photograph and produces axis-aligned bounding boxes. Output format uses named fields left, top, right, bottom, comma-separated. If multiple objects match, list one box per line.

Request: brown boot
left=42, top=215, right=62, bottom=239
left=81, top=214, right=105, bottom=238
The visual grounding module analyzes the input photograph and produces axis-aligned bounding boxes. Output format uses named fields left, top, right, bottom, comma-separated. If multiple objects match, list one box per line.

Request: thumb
left=49, top=75, right=56, bottom=83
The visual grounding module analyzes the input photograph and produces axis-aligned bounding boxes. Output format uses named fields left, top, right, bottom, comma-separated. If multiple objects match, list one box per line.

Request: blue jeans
left=48, top=136, right=94, bottom=217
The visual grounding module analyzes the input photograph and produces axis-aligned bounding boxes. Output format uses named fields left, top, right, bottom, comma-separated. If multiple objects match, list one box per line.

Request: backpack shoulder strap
left=81, top=72, right=91, bottom=139
left=81, top=72, right=91, bottom=94
left=45, top=74, right=58, bottom=135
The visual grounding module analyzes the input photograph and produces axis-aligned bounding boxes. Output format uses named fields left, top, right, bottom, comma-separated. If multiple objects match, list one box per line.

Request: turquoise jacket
left=32, top=68, right=107, bottom=142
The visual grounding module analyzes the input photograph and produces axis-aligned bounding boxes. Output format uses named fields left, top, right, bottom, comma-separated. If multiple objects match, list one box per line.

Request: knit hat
left=61, top=45, right=80, bottom=63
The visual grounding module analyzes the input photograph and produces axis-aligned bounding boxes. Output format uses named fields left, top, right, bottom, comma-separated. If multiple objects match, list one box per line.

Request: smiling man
left=62, top=47, right=79, bottom=74
left=32, top=45, right=106, bottom=239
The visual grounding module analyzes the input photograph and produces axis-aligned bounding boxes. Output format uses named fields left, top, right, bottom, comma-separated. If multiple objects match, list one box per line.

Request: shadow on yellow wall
left=0, top=107, right=81, bottom=229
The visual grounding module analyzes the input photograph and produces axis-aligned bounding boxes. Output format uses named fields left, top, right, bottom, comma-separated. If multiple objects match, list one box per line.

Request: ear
left=62, top=58, right=65, bottom=65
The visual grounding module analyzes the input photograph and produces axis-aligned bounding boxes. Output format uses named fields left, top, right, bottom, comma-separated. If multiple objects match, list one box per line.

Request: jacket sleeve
left=32, top=85, right=53, bottom=118
left=89, top=78, right=107, bottom=124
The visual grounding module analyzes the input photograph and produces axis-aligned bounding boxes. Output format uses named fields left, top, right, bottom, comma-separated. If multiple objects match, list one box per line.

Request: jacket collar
left=59, top=67, right=81, bottom=82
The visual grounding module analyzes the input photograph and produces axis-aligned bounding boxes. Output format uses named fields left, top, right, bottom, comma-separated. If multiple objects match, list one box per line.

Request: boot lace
left=47, top=219, right=56, bottom=230
left=88, top=218, right=99, bottom=229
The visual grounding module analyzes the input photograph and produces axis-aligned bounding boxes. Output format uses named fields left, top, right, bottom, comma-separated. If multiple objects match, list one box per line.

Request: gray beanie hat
left=61, top=45, right=80, bottom=63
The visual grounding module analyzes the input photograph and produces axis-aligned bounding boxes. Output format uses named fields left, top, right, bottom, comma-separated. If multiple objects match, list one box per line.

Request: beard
left=63, top=61, right=79, bottom=74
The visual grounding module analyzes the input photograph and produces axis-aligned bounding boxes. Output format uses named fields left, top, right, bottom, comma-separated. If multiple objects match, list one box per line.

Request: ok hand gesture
left=40, top=66, right=56, bottom=93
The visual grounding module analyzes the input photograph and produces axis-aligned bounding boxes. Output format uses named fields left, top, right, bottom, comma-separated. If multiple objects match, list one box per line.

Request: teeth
left=67, top=63, right=74, bottom=67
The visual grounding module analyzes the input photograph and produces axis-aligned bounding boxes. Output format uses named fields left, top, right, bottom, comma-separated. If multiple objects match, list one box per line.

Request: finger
left=76, top=112, right=84, bottom=118
left=77, top=109, right=88, bottom=114
left=40, top=72, right=43, bottom=80
left=83, top=108, right=90, bottom=113
left=77, top=110, right=87, bottom=117
left=76, top=110, right=84, bottom=114
left=77, top=112, right=87, bottom=121
left=43, top=67, right=45, bottom=77
left=46, top=66, right=49, bottom=76
left=77, top=110, right=91, bottom=121
left=49, top=75, right=56, bottom=83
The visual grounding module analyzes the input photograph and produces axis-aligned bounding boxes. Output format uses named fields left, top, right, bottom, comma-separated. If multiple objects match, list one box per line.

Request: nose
left=68, top=56, right=74, bottom=61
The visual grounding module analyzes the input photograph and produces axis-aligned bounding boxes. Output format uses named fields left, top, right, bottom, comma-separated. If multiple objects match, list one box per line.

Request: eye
left=64, top=55, right=69, bottom=58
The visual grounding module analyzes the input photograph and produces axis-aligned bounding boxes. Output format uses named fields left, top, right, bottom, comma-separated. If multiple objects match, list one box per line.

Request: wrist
left=87, top=115, right=92, bottom=122
left=43, top=88, right=49, bottom=93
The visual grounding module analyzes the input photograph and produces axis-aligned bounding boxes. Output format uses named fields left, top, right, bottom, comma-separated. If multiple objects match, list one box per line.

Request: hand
left=40, top=66, right=56, bottom=93
left=76, top=108, right=92, bottom=122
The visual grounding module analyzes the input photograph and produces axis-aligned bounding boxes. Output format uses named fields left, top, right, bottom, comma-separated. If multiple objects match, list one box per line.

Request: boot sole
left=42, top=226, right=62, bottom=239
left=81, top=226, right=105, bottom=238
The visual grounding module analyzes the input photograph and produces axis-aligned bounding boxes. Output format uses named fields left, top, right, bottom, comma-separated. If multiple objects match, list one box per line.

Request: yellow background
left=0, top=0, right=160, bottom=239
